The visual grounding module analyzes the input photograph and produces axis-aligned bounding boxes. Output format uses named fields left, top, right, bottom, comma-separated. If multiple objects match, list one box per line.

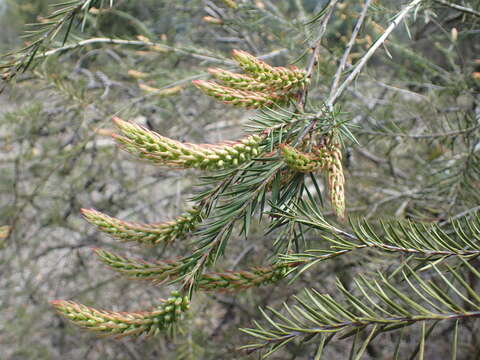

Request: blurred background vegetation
left=0, top=0, right=479, bottom=359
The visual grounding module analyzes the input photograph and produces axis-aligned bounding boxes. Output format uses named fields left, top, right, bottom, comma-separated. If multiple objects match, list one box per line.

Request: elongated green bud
left=0, top=225, right=10, bottom=239
left=51, top=290, right=189, bottom=338
left=95, top=248, right=290, bottom=291
left=231, top=50, right=308, bottom=90
left=279, top=144, right=328, bottom=173
left=198, top=264, right=289, bottom=291
left=192, top=80, right=285, bottom=108
left=113, top=117, right=263, bottom=169
left=195, top=52, right=307, bottom=107
left=326, top=145, right=345, bottom=219
left=220, top=0, right=237, bottom=8
left=94, top=248, right=185, bottom=282
left=208, top=68, right=272, bottom=92
left=81, top=208, right=202, bottom=246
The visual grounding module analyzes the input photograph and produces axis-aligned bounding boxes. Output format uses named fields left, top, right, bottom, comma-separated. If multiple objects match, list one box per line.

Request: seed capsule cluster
left=113, top=117, right=263, bottom=170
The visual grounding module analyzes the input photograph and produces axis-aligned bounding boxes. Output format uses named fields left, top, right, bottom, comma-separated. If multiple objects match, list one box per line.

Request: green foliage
left=242, top=262, right=480, bottom=358
left=1, top=0, right=480, bottom=359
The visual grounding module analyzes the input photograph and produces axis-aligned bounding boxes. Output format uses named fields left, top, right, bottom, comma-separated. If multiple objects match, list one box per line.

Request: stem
left=329, top=0, right=373, bottom=100
left=434, top=0, right=480, bottom=17
left=37, top=38, right=287, bottom=67
left=39, top=37, right=234, bottom=65
left=246, top=310, right=480, bottom=352
left=299, top=0, right=340, bottom=110
left=293, top=0, right=339, bottom=145
left=326, top=0, right=424, bottom=108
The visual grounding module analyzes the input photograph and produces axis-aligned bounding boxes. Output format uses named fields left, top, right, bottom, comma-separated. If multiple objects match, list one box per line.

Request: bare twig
left=300, top=0, right=340, bottom=108
left=434, top=0, right=480, bottom=17
left=295, top=0, right=340, bottom=142
left=329, top=0, right=373, bottom=100
left=358, top=124, right=480, bottom=139
left=326, top=0, right=424, bottom=108
left=38, top=38, right=234, bottom=65
left=439, top=206, right=480, bottom=226
left=38, top=37, right=287, bottom=69
left=294, top=0, right=307, bottom=22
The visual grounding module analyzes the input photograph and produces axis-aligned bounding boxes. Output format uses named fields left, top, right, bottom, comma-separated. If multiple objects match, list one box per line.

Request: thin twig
left=299, top=0, right=340, bottom=109
left=38, top=37, right=287, bottom=67
left=439, top=206, right=480, bottom=226
left=294, top=0, right=339, bottom=143
left=294, top=0, right=307, bottom=22
left=329, top=0, right=373, bottom=100
left=434, top=0, right=480, bottom=17
left=358, top=124, right=480, bottom=139
left=38, top=37, right=234, bottom=65
left=326, top=0, right=424, bottom=108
